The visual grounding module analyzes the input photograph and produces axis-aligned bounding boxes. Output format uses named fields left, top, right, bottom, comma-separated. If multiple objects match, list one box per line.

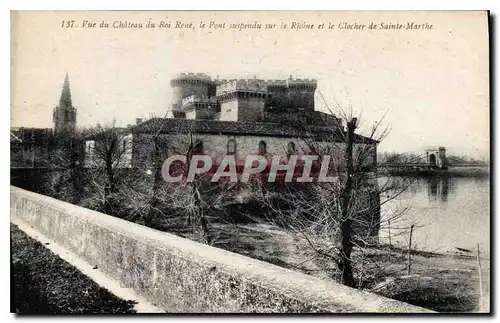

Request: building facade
left=129, top=118, right=378, bottom=174
left=10, top=127, right=54, bottom=168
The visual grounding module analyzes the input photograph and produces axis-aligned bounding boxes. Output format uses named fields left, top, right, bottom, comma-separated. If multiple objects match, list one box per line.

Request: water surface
left=380, top=175, right=490, bottom=254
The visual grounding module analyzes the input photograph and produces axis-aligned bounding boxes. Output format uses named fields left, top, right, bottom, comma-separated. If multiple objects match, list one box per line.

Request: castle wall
left=185, top=109, right=196, bottom=120
left=219, top=96, right=266, bottom=122
left=237, top=97, right=266, bottom=122
left=132, top=132, right=376, bottom=172
left=219, top=101, right=239, bottom=121
left=266, top=86, right=288, bottom=110
left=185, top=108, right=216, bottom=120
left=133, top=133, right=315, bottom=170
left=288, top=90, right=315, bottom=112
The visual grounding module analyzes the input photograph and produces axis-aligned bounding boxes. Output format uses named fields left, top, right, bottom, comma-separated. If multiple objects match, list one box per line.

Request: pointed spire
left=59, top=72, right=72, bottom=106
left=53, top=71, right=77, bottom=136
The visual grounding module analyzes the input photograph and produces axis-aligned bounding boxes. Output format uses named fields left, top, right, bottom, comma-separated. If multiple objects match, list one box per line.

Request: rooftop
left=10, top=127, right=53, bottom=144
left=130, top=118, right=378, bottom=144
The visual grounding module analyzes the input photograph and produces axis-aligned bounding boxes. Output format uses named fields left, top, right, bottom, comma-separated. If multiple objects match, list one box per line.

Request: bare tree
left=252, top=95, right=416, bottom=288
left=152, top=121, right=237, bottom=245
left=123, top=118, right=241, bottom=245
left=81, top=122, right=133, bottom=214
left=378, top=152, right=424, bottom=165
left=43, top=130, right=85, bottom=204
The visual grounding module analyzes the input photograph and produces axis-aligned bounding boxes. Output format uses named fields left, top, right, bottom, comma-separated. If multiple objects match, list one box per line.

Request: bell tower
left=53, top=72, right=77, bottom=136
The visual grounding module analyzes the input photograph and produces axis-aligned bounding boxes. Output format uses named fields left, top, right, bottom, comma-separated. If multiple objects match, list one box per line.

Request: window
left=193, top=139, right=204, bottom=155
left=258, top=140, right=267, bottom=155
left=227, top=138, right=236, bottom=155
left=287, top=141, right=297, bottom=156
left=85, top=140, right=95, bottom=156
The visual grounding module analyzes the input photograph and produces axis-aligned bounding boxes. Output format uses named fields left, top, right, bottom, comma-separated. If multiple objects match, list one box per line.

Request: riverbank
left=172, top=221, right=488, bottom=313
left=380, top=166, right=490, bottom=178
left=10, top=224, right=137, bottom=314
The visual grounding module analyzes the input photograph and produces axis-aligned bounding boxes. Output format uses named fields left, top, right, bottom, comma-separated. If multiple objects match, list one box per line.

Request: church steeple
left=53, top=72, right=77, bottom=136
left=59, top=72, right=72, bottom=107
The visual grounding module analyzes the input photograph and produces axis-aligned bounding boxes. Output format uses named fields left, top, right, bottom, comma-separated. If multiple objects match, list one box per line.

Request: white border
left=3, top=1, right=497, bottom=321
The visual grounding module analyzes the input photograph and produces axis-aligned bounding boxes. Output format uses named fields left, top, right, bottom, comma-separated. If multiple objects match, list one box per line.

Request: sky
left=11, top=11, right=490, bottom=158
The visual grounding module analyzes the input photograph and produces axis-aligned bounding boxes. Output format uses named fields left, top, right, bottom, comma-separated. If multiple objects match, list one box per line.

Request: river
left=380, top=174, right=490, bottom=254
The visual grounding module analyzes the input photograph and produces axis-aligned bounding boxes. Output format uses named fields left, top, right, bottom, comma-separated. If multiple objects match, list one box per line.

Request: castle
left=169, top=73, right=341, bottom=126
left=128, top=73, right=377, bottom=171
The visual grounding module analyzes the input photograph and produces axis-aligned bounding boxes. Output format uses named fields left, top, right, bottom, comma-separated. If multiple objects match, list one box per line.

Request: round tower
left=170, top=73, right=213, bottom=117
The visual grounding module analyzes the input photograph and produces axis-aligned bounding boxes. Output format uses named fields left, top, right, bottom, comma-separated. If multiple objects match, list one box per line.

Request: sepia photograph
left=9, top=10, right=490, bottom=314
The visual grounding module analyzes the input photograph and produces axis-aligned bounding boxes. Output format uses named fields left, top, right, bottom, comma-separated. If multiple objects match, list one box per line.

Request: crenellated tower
left=216, top=78, right=267, bottom=122
left=286, top=76, right=317, bottom=115
left=167, top=73, right=339, bottom=126
left=53, top=73, right=77, bottom=136
left=170, top=73, right=213, bottom=118
left=265, top=80, right=288, bottom=112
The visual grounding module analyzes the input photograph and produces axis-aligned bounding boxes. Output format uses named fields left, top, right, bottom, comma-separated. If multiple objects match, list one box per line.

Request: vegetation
left=22, top=108, right=487, bottom=312
left=11, top=224, right=136, bottom=314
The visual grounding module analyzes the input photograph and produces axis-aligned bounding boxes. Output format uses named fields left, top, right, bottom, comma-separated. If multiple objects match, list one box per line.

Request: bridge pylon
left=425, top=146, right=448, bottom=169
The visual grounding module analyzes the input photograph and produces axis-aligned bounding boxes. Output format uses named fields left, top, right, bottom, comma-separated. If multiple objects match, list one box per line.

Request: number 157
left=61, top=20, right=75, bottom=28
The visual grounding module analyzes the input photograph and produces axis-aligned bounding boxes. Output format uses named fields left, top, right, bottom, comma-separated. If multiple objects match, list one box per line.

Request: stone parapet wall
left=10, top=186, right=432, bottom=313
